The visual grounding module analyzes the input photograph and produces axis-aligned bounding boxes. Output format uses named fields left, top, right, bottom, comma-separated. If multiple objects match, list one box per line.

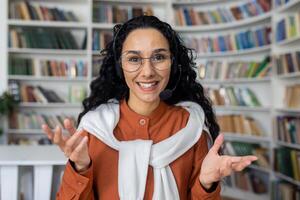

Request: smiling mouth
left=136, top=81, right=159, bottom=90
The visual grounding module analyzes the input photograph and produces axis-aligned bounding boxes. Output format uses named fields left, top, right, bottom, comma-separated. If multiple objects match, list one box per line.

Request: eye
left=152, top=54, right=166, bottom=62
left=127, top=56, right=141, bottom=63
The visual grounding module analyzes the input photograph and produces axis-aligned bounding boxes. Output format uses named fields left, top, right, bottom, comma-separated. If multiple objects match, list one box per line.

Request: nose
left=140, top=58, right=155, bottom=77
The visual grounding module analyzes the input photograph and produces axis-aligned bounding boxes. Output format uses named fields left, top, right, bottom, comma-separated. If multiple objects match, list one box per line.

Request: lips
left=136, top=81, right=159, bottom=91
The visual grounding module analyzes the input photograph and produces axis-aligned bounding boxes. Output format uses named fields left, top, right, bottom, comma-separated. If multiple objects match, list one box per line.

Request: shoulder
left=164, top=103, right=190, bottom=124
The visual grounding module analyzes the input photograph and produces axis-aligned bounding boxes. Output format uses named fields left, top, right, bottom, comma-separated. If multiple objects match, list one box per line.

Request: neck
left=127, top=98, right=160, bottom=116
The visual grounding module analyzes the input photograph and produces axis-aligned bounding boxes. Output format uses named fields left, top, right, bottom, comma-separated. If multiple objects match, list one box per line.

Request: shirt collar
left=120, top=99, right=169, bottom=127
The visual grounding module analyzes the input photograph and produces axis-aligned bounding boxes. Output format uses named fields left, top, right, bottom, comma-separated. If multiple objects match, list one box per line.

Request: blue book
left=218, top=36, right=226, bottom=51
left=276, top=19, right=286, bottom=42
left=255, top=29, right=264, bottom=46
left=183, top=8, right=192, bottom=26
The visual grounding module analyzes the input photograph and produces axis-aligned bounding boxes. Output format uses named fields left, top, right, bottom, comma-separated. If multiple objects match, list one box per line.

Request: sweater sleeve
left=56, top=130, right=95, bottom=200
left=188, top=131, right=221, bottom=200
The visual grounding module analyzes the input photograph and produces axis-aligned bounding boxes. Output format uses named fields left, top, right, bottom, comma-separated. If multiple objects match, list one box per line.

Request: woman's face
left=121, top=28, right=172, bottom=105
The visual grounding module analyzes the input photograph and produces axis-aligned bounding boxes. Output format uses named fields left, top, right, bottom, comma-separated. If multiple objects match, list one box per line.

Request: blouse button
left=139, top=119, right=146, bottom=126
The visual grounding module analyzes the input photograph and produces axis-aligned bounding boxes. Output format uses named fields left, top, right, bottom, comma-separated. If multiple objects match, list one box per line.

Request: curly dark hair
left=77, top=15, right=220, bottom=142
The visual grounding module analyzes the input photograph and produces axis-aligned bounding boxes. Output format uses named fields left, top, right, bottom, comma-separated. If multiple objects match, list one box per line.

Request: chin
left=137, top=94, right=161, bottom=104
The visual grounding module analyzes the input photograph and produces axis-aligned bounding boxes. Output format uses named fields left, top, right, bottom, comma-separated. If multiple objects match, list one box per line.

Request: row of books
left=275, top=51, right=300, bottom=75
left=92, top=31, right=113, bottom=51
left=183, top=26, right=271, bottom=53
left=9, top=111, right=76, bottom=130
left=9, top=57, right=88, bottom=77
left=272, top=181, right=300, bottom=200
left=226, top=169, right=269, bottom=194
left=9, top=1, right=78, bottom=21
left=15, top=84, right=86, bottom=104
left=276, top=12, right=300, bottom=42
left=285, top=84, right=300, bottom=108
left=9, top=28, right=86, bottom=50
left=175, top=0, right=271, bottom=26
left=276, top=116, right=300, bottom=144
left=274, top=0, right=292, bottom=8
left=275, top=147, right=300, bottom=181
left=8, top=136, right=51, bottom=145
left=225, top=141, right=270, bottom=169
left=93, top=4, right=153, bottom=23
left=198, top=56, right=271, bottom=80
left=207, top=87, right=261, bottom=107
left=217, top=114, right=265, bottom=136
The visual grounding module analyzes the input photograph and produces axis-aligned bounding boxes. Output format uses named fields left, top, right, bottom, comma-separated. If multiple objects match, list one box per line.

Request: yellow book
left=290, top=151, right=300, bottom=181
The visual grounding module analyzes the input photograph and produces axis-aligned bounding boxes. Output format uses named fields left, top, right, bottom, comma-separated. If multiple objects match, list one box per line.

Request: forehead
left=122, top=28, right=169, bottom=53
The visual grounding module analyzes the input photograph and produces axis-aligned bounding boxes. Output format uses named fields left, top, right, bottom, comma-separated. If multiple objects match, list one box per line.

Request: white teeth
left=138, top=82, right=157, bottom=88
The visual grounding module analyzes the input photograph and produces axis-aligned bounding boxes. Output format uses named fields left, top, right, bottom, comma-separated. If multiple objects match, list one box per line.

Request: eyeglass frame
left=118, top=51, right=174, bottom=73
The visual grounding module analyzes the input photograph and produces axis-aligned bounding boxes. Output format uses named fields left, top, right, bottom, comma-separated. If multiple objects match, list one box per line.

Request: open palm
left=199, top=133, right=258, bottom=189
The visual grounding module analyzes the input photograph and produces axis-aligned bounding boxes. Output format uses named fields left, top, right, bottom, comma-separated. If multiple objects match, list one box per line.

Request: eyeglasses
left=120, top=51, right=172, bottom=72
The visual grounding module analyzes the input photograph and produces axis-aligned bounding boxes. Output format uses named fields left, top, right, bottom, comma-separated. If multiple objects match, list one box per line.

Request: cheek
left=123, top=73, right=135, bottom=89
left=161, top=70, right=171, bottom=85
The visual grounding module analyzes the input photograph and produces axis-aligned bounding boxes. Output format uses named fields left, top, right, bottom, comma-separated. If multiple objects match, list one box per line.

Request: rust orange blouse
left=56, top=99, right=221, bottom=200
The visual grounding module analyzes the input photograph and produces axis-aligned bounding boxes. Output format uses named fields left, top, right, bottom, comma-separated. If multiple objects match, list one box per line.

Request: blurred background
left=0, top=0, right=300, bottom=199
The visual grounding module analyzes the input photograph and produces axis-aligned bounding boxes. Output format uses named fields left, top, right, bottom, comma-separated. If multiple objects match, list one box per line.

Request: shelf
left=196, top=45, right=271, bottom=58
left=276, top=72, right=300, bottom=79
left=19, top=102, right=82, bottom=108
left=221, top=186, right=269, bottom=200
left=92, top=23, right=115, bottom=29
left=0, top=145, right=66, bottom=165
left=172, top=0, right=239, bottom=5
left=276, top=36, right=300, bottom=46
left=174, top=12, right=271, bottom=32
left=8, top=48, right=87, bottom=55
left=8, top=75, right=88, bottom=82
left=7, top=129, right=69, bottom=135
left=93, top=0, right=166, bottom=4
left=200, top=77, right=271, bottom=85
left=275, top=0, right=300, bottom=13
left=276, top=140, right=300, bottom=150
left=8, top=129, right=49, bottom=135
left=275, top=108, right=300, bottom=113
left=8, top=19, right=87, bottom=29
left=92, top=50, right=102, bottom=55
left=223, top=132, right=271, bottom=143
left=214, top=106, right=271, bottom=112
left=275, top=172, right=300, bottom=187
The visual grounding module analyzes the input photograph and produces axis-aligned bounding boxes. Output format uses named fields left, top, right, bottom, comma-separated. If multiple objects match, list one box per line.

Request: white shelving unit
left=271, top=0, right=300, bottom=197
left=1, top=0, right=300, bottom=199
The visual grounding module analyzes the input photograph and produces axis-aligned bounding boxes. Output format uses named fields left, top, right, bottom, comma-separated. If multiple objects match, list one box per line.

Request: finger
left=209, top=133, right=224, bottom=153
left=71, top=136, right=88, bottom=158
left=232, top=160, right=251, bottom=171
left=53, top=126, right=65, bottom=150
left=231, top=156, right=256, bottom=171
left=230, top=156, right=242, bottom=163
left=41, top=124, right=54, bottom=140
left=64, top=130, right=85, bottom=157
left=64, top=118, right=76, bottom=136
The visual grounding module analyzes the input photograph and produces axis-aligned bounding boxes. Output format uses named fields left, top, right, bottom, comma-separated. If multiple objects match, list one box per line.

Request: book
left=183, top=26, right=271, bottom=53
left=217, top=114, right=265, bottom=136
left=9, top=1, right=78, bottom=21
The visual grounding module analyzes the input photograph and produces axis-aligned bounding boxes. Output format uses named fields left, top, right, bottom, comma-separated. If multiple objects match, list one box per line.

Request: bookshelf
left=272, top=0, right=300, bottom=198
left=1, top=0, right=300, bottom=199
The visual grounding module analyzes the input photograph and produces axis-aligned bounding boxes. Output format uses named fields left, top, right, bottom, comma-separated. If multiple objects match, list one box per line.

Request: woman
left=42, top=15, right=257, bottom=200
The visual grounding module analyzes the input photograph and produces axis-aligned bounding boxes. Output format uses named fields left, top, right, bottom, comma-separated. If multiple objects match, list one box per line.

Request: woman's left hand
left=199, top=133, right=258, bottom=189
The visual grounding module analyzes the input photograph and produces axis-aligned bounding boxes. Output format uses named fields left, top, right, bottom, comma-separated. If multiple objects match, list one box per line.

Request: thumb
left=209, top=133, right=224, bottom=154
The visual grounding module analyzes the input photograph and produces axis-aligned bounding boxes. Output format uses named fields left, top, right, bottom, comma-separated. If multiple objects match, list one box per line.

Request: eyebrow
left=123, top=48, right=169, bottom=54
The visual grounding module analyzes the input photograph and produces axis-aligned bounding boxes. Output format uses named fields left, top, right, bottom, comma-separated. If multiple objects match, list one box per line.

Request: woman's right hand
left=41, top=119, right=91, bottom=172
